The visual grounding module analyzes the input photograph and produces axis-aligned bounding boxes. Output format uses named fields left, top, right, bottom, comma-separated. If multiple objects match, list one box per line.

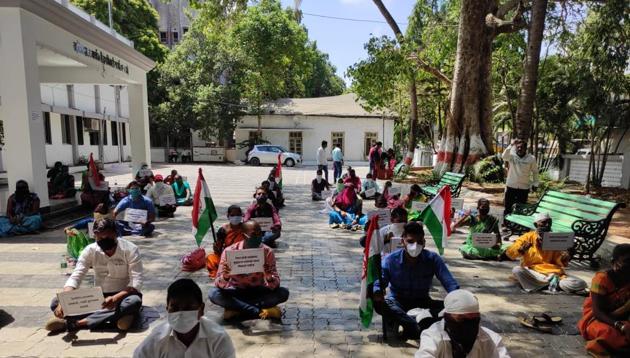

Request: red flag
left=88, top=153, right=101, bottom=187
left=275, top=154, right=283, bottom=189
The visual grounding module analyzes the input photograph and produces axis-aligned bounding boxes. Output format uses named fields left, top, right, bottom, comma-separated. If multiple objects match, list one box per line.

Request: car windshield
left=276, top=146, right=289, bottom=153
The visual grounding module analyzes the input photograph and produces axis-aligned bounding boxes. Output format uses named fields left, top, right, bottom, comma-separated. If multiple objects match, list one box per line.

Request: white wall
left=74, top=84, right=96, bottom=112
left=100, top=85, right=116, bottom=116
left=120, top=87, right=129, bottom=118
left=564, top=154, right=624, bottom=187
left=40, top=83, right=68, bottom=107
left=44, top=113, right=72, bottom=167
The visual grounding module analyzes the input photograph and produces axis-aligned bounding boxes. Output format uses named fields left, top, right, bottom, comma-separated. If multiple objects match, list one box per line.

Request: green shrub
left=535, top=171, right=566, bottom=198
left=472, top=155, right=505, bottom=184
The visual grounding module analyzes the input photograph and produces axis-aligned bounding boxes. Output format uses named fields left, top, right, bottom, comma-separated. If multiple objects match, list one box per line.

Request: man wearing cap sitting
left=500, top=212, right=587, bottom=293
left=146, top=174, right=177, bottom=218
left=416, top=289, right=510, bottom=357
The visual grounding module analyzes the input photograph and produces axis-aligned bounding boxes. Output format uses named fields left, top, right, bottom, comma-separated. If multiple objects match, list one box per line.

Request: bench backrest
left=535, top=190, right=620, bottom=228
left=438, top=172, right=465, bottom=188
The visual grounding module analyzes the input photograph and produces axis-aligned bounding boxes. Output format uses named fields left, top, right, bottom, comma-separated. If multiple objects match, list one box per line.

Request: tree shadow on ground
left=0, top=309, right=15, bottom=330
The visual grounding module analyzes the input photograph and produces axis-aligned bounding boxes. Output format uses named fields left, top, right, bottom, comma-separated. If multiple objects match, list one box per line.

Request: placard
left=90, top=179, right=109, bottom=191
left=138, top=169, right=153, bottom=178
left=57, top=287, right=104, bottom=317
left=413, top=201, right=428, bottom=212
left=255, top=217, right=274, bottom=232
left=472, top=233, right=498, bottom=248
left=158, top=193, right=177, bottom=206
left=542, top=232, right=575, bottom=251
left=388, top=187, right=401, bottom=196
left=364, top=188, right=376, bottom=198
left=124, top=208, right=147, bottom=224
left=451, top=198, right=464, bottom=210
left=389, top=237, right=404, bottom=253
left=226, top=248, right=265, bottom=275
left=87, top=221, right=94, bottom=239
left=389, top=222, right=405, bottom=237
left=368, top=209, right=391, bottom=227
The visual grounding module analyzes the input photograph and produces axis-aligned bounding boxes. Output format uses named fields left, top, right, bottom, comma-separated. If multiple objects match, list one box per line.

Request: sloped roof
left=262, top=93, right=396, bottom=118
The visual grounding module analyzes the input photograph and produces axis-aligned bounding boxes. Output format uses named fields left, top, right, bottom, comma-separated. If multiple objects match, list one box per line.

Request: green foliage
left=471, top=155, right=505, bottom=184
left=535, top=172, right=566, bottom=199
left=303, top=44, right=345, bottom=97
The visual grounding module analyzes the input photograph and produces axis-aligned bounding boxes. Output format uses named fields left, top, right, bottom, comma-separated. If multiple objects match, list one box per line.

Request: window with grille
left=160, top=32, right=167, bottom=43
left=289, top=131, right=303, bottom=155
left=364, top=132, right=378, bottom=158
left=44, top=112, right=52, bottom=144
left=121, top=123, right=127, bottom=145
left=76, top=116, right=84, bottom=145
left=111, top=121, right=118, bottom=146
left=331, top=132, right=344, bottom=153
left=61, top=115, right=72, bottom=144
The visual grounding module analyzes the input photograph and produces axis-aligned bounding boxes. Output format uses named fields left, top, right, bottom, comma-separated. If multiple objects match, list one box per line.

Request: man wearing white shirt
left=146, top=174, right=177, bottom=218
left=316, top=140, right=329, bottom=182
left=45, top=218, right=144, bottom=332
left=134, top=279, right=235, bottom=358
left=502, top=139, right=539, bottom=220
left=416, top=289, right=510, bottom=358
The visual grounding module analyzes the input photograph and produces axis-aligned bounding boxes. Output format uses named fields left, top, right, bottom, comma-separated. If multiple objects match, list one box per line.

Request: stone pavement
left=0, top=163, right=601, bottom=357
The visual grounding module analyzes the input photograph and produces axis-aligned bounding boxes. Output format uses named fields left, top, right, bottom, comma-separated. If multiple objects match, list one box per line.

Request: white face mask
left=316, top=175, right=322, bottom=182
left=405, top=242, right=423, bottom=258
left=167, top=310, right=200, bottom=334
left=228, top=216, right=243, bottom=225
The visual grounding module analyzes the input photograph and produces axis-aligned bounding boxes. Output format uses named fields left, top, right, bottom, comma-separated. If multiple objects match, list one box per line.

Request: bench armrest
left=512, top=203, right=536, bottom=216
left=571, top=219, right=606, bottom=237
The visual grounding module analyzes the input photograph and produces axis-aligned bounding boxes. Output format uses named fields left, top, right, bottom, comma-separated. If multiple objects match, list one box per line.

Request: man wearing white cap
left=416, top=289, right=509, bottom=357
left=500, top=212, right=587, bottom=293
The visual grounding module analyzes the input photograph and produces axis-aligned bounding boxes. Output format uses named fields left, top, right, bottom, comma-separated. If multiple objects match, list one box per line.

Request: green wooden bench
left=505, top=190, right=625, bottom=267
left=420, top=172, right=466, bottom=198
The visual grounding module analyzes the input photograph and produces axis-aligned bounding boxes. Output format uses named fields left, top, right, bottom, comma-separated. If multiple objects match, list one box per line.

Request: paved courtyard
left=0, top=163, right=605, bottom=357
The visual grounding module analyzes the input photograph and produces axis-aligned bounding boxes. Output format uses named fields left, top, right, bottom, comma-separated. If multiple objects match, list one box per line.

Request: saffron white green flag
left=417, top=185, right=452, bottom=255
left=359, top=217, right=382, bottom=327
left=192, top=168, right=217, bottom=246
left=275, top=154, right=283, bottom=189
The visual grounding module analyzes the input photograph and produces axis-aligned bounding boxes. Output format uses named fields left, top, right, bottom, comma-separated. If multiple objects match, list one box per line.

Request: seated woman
left=207, top=205, right=246, bottom=278
left=171, top=176, right=193, bottom=206
left=0, top=180, right=42, bottom=237
left=390, top=184, right=423, bottom=210
left=146, top=175, right=177, bottom=218
left=47, top=161, right=63, bottom=182
left=329, top=184, right=366, bottom=231
left=360, top=173, right=379, bottom=199
left=578, top=244, right=630, bottom=357
left=455, top=198, right=507, bottom=260
left=343, top=169, right=362, bottom=192
left=244, top=188, right=282, bottom=248
left=50, top=165, right=76, bottom=199
left=80, top=163, right=109, bottom=210
left=114, top=181, right=156, bottom=237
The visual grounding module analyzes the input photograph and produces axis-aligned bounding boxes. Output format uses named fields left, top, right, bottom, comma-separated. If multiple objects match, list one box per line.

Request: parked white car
left=247, top=145, right=301, bottom=167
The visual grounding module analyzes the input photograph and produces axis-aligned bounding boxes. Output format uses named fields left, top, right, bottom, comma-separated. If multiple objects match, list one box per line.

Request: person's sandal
left=259, top=306, right=282, bottom=320
left=533, top=313, right=563, bottom=325
left=519, top=316, right=553, bottom=333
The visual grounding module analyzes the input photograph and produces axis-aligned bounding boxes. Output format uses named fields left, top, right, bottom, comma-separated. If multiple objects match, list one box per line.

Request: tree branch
left=408, top=54, right=452, bottom=86
left=487, top=0, right=527, bottom=34
left=372, top=0, right=404, bottom=38
left=497, top=0, right=523, bottom=18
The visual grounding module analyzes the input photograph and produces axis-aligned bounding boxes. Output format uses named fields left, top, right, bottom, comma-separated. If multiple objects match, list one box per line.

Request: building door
left=289, top=131, right=303, bottom=155
left=331, top=132, right=344, bottom=155
left=364, top=132, right=378, bottom=159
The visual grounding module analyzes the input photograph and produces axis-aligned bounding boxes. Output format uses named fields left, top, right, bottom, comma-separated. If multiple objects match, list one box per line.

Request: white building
left=149, top=0, right=194, bottom=49
left=0, top=0, right=155, bottom=208
left=234, top=94, right=396, bottom=164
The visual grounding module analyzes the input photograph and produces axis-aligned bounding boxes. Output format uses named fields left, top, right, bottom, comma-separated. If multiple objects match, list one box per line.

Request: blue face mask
left=128, top=188, right=141, bottom=199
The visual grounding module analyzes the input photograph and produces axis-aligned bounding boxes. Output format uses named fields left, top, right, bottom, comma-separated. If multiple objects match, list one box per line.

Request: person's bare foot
left=116, top=314, right=135, bottom=331
left=259, top=306, right=282, bottom=320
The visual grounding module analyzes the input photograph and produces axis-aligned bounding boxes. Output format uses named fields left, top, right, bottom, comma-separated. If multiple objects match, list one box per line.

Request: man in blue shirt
left=331, top=144, right=344, bottom=182
left=114, top=181, right=156, bottom=237
left=373, top=221, right=459, bottom=340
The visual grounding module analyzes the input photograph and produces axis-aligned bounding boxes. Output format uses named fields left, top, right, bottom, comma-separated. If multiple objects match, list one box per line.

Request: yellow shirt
left=506, top=231, right=566, bottom=276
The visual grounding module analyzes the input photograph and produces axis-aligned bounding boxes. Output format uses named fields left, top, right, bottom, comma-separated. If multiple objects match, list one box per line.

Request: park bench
left=505, top=190, right=625, bottom=267
left=420, top=171, right=466, bottom=198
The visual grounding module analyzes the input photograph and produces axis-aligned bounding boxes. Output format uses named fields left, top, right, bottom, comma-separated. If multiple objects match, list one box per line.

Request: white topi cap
left=534, top=212, right=550, bottom=223
left=444, top=289, right=479, bottom=315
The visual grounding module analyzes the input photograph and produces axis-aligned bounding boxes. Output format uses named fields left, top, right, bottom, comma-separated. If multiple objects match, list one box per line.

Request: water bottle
left=549, top=275, right=559, bottom=293
left=60, top=255, right=69, bottom=276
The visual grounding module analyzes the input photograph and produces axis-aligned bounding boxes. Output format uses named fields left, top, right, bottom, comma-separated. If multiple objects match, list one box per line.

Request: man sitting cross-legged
left=45, top=218, right=143, bottom=332
left=311, top=169, right=331, bottom=201
left=209, top=220, right=289, bottom=321
left=134, top=279, right=235, bottom=358
left=114, top=181, right=156, bottom=237
left=373, top=221, right=459, bottom=340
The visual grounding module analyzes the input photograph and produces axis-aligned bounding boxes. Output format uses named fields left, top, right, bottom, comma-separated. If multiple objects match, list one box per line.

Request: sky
left=279, top=0, right=417, bottom=87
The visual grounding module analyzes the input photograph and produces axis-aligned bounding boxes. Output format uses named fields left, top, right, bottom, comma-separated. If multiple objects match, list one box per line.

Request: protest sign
left=451, top=198, right=464, bottom=210
left=388, top=187, right=401, bottom=196
left=159, top=193, right=177, bottom=206
left=542, top=232, right=575, bottom=251
left=389, top=237, right=404, bottom=253
left=368, top=209, right=391, bottom=227
left=255, top=217, right=274, bottom=232
left=226, top=248, right=265, bottom=275
left=124, top=208, right=147, bottom=224
left=413, top=201, right=428, bottom=212
left=472, top=233, right=497, bottom=248
left=364, top=188, right=376, bottom=198
left=57, top=287, right=104, bottom=316
left=87, top=221, right=94, bottom=239
left=139, top=169, right=153, bottom=178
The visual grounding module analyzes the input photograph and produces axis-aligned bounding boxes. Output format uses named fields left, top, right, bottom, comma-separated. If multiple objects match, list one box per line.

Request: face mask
left=256, top=194, right=267, bottom=203
left=167, top=310, right=200, bottom=334
left=445, top=316, right=481, bottom=356
left=478, top=207, right=490, bottom=216
left=245, top=234, right=263, bottom=248
left=405, top=242, right=423, bottom=258
left=316, top=175, right=322, bottom=182
left=536, top=222, right=552, bottom=233
left=228, top=216, right=242, bottom=225
left=336, top=183, right=344, bottom=192
left=128, top=188, right=141, bottom=199
left=97, top=237, right=117, bottom=251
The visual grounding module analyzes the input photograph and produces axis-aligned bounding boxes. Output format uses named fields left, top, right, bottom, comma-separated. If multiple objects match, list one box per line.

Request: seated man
left=311, top=169, right=331, bottom=201
left=578, top=244, right=630, bottom=357
left=501, top=212, right=587, bottom=293
left=168, top=148, right=179, bottom=163
left=135, top=163, right=153, bottom=192
left=134, top=279, right=235, bottom=358
left=244, top=188, right=282, bottom=248
left=146, top=174, right=177, bottom=218
left=45, top=218, right=143, bottom=332
left=114, top=181, right=156, bottom=237
left=209, top=220, right=289, bottom=321
left=260, top=180, right=279, bottom=209
left=172, top=175, right=193, bottom=206
left=373, top=222, right=459, bottom=340
left=360, top=173, right=380, bottom=199
left=416, top=289, right=510, bottom=357
left=50, top=165, right=76, bottom=199
left=0, top=180, right=42, bottom=237
left=164, top=169, right=178, bottom=185
left=207, top=205, right=246, bottom=278
left=456, top=198, right=507, bottom=260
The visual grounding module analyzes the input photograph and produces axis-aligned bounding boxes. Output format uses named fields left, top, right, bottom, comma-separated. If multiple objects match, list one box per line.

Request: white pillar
left=128, top=81, right=151, bottom=176
left=0, top=9, right=49, bottom=207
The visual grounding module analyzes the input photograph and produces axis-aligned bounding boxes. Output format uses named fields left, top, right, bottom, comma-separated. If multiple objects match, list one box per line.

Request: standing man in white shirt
left=45, top=218, right=144, bottom=332
left=502, top=139, right=539, bottom=220
left=332, top=143, right=344, bottom=182
left=134, top=279, right=235, bottom=358
left=416, top=289, right=510, bottom=358
left=317, top=140, right=329, bottom=182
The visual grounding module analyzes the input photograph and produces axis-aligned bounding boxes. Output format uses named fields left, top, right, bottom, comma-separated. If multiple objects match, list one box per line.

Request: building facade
left=149, top=0, right=194, bottom=49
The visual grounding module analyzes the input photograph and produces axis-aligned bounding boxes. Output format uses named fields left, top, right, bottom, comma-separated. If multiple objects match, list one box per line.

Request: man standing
left=369, top=141, right=383, bottom=176
left=502, top=139, right=539, bottom=220
left=317, top=140, right=329, bottom=182
left=332, top=143, right=344, bottom=182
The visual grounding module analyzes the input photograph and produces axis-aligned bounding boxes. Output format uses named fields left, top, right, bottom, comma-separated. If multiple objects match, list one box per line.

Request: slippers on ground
left=519, top=316, right=553, bottom=333
left=533, top=313, right=563, bottom=325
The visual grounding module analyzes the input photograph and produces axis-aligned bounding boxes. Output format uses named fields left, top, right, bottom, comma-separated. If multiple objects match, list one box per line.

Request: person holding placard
left=114, top=181, right=156, bottom=237
left=134, top=279, right=235, bottom=358
left=207, top=205, right=247, bottom=278
left=373, top=222, right=459, bottom=340
left=244, top=188, right=282, bottom=248
left=45, top=218, right=144, bottom=333
left=500, top=212, right=587, bottom=293
left=146, top=174, right=177, bottom=218
left=578, top=244, right=630, bottom=357
left=360, top=207, right=407, bottom=256
left=360, top=173, right=380, bottom=200
left=454, top=198, right=507, bottom=261
left=172, top=175, right=193, bottom=206
left=329, top=184, right=364, bottom=230
left=0, top=180, right=43, bottom=237
left=390, top=184, right=423, bottom=211
left=210, top=221, right=290, bottom=321
left=311, top=169, right=331, bottom=201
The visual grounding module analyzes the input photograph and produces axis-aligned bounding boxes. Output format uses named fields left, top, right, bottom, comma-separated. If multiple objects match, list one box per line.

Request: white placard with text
left=226, top=248, right=265, bottom=275
left=388, top=187, right=401, bottom=196
left=387, top=237, right=404, bottom=254
left=472, top=233, right=498, bottom=248
left=542, top=232, right=575, bottom=251
left=124, top=208, right=148, bottom=224
left=451, top=198, right=464, bottom=210
left=364, top=188, right=376, bottom=198
left=158, top=193, right=177, bottom=206
left=368, top=209, right=391, bottom=227
left=255, top=217, right=274, bottom=232
left=87, top=221, right=94, bottom=239
left=57, top=287, right=105, bottom=317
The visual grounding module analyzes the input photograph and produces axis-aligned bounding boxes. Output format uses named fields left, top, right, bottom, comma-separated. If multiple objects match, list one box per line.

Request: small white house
left=234, top=94, right=396, bottom=164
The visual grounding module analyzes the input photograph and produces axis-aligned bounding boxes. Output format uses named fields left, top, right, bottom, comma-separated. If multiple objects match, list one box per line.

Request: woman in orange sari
left=207, top=205, right=246, bottom=278
left=578, top=244, right=630, bottom=357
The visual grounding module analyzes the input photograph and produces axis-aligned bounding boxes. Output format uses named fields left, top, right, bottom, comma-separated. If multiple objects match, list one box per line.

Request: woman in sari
left=329, top=184, right=365, bottom=230
left=0, top=180, right=42, bottom=236
left=386, top=148, right=397, bottom=180
left=455, top=198, right=507, bottom=260
left=578, top=244, right=630, bottom=357
left=207, top=205, right=247, bottom=278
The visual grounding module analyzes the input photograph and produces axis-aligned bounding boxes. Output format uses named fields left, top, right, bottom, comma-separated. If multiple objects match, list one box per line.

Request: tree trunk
left=514, top=0, right=548, bottom=141
left=406, top=78, right=418, bottom=164
left=436, top=0, right=496, bottom=173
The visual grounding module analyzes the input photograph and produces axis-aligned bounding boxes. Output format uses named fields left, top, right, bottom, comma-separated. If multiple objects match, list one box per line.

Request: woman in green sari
left=455, top=198, right=508, bottom=260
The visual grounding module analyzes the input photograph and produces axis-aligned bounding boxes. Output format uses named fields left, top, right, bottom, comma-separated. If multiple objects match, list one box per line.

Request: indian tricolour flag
left=359, top=216, right=382, bottom=327
left=192, top=168, right=218, bottom=246
left=275, top=154, right=283, bottom=189
left=417, top=185, right=452, bottom=255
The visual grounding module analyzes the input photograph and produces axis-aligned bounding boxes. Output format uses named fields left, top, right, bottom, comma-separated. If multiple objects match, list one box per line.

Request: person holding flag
left=192, top=168, right=218, bottom=247
left=80, top=153, right=109, bottom=210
